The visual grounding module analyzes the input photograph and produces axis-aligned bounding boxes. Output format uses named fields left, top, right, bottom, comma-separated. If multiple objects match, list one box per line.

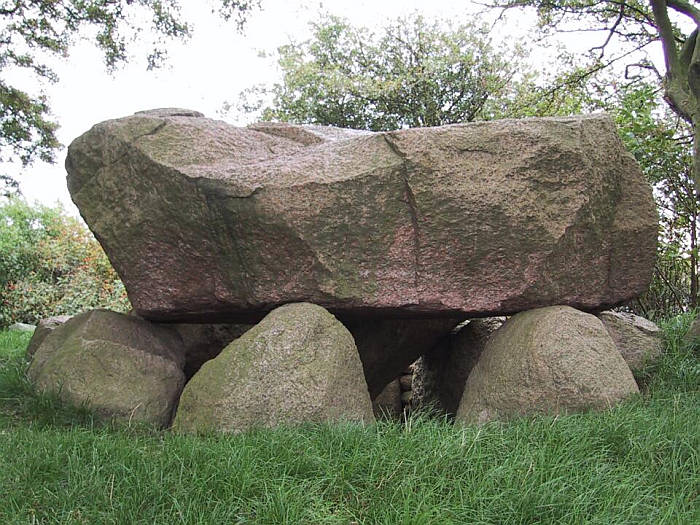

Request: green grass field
left=1, top=314, right=698, bottom=524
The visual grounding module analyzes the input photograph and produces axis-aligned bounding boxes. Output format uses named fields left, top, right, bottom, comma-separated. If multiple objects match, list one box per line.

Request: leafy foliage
left=0, top=0, right=260, bottom=195
left=613, top=83, right=698, bottom=314
left=240, top=14, right=526, bottom=130
left=0, top=197, right=129, bottom=326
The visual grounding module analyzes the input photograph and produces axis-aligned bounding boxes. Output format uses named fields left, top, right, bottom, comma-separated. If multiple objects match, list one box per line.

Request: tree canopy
left=488, top=0, right=700, bottom=194
left=239, top=14, right=527, bottom=131
left=0, top=0, right=259, bottom=195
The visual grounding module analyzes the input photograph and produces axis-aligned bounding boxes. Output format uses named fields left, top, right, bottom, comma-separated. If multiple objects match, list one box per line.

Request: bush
left=0, top=196, right=129, bottom=326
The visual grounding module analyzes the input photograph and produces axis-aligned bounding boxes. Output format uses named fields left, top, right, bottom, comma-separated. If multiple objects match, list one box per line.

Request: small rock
left=598, top=311, right=663, bottom=372
left=9, top=322, right=35, bottom=332
left=372, top=379, right=402, bottom=419
left=399, top=374, right=412, bottom=391
left=25, top=315, right=72, bottom=358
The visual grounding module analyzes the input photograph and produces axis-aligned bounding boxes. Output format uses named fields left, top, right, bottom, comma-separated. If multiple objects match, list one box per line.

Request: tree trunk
left=694, top=116, right=700, bottom=205
left=691, top=200, right=699, bottom=309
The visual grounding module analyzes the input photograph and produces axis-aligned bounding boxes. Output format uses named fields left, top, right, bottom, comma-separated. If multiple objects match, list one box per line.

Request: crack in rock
left=383, top=133, right=421, bottom=297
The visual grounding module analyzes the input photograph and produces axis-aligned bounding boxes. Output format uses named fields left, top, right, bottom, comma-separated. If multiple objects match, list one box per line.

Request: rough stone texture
left=170, top=323, right=252, bottom=379
left=417, top=317, right=505, bottom=416
left=28, top=309, right=185, bottom=427
left=172, top=303, right=374, bottom=434
left=684, top=315, right=700, bottom=345
left=372, top=379, right=402, bottom=419
left=409, top=356, right=439, bottom=412
left=248, top=121, right=372, bottom=145
left=598, top=311, right=664, bottom=372
left=66, top=110, right=657, bottom=323
left=9, top=322, right=35, bottom=332
left=456, top=306, right=639, bottom=425
left=343, top=318, right=460, bottom=399
left=25, top=315, right=72, bottom=359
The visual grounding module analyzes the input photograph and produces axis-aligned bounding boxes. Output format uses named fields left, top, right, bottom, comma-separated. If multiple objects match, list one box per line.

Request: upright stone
left=172, top=303, right=374, bottom=434
left=28, top=309, right=185, bottom=427
left=372, top=379, right=403, bottom=419
left=456, top=306, right=639, bottom=425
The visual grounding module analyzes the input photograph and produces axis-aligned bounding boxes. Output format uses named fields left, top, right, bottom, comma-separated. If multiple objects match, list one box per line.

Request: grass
left=0, top=314, right=698, bottom=524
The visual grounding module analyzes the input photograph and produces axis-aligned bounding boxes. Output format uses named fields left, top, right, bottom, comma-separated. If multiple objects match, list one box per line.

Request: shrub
left=0, top=197, right=129, bottom=326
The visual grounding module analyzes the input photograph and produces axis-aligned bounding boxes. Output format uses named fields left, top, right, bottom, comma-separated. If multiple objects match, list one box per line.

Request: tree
left=239, top=14, right=526, bottom=131
left=0, top=0, right=260, bottom=195
left=0, top=196, right=130, bottom=326
left=488, top=0, right=700, bottom=198
left=614, top=83, right=698, bottom=314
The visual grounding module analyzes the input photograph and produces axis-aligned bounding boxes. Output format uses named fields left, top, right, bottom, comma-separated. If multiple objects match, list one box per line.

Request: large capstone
left=66, top=110, right=657, bottom=322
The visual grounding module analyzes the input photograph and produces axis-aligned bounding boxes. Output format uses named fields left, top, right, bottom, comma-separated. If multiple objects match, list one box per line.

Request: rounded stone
left=456, top=306, right=639, bottom=424
left=172, top=303, right=374, bottom=434
left=28, top=309, right=185, bottom=427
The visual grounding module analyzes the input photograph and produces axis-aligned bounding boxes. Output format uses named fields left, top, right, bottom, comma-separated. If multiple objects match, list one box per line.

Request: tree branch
left=591, top=3, right=626, bottom=58
left=666, top=0, right=700, bottom=25
left=651, top=0, right=681, bottom=78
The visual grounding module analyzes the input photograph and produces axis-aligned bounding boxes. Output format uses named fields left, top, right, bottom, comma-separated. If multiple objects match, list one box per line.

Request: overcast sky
left=8, top=0, right=658, bottom=214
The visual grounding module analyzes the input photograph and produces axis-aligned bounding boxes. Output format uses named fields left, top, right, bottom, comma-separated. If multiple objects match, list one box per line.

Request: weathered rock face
left=456, top=306, right=639, bottom=425
left=598, top=311, right=663, bottom=372
left=172, top=303, right=374, bottom=434
left=344, top=318, right=460, bottom=398
left=66, top=110, right=657, bottom=323
left=25, top=315, right=72, bottom=358
left=28, top=310, right=185, bottom=427
left=415, top=317, right=505, bottom=416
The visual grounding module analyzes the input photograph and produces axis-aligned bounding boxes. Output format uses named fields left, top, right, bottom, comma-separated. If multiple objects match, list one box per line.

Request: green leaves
left=0, top=197, right=129, bottom=327
left=0, top=81, right=60, bottom=167
left=613, top=83, right=698, bottom=313
left=245, top=14, right=524, bottom=131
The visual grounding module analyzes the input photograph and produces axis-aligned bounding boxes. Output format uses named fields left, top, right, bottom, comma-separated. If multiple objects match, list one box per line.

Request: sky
left=6, top=0, right=661, bottom=214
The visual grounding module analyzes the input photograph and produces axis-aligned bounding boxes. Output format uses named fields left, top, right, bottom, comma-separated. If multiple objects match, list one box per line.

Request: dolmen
left=26, top=109, right=658, bottom=432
